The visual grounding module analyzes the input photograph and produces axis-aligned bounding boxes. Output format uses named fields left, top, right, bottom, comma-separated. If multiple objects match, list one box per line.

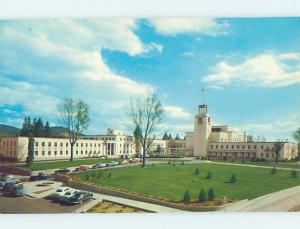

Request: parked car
left=51, top=187, right=71, bottom=200
left=67, top=191, right=93, bottom=204
left=106, top=161, right=119, bottom=167
left=92, top=163, right=106, bottom=169
left=29, top=172, right=49, bottom=181
left=129, top=158, right=140, bottom=164
left=121, top=160, right=129, bottom=165
left=0, top=175, right=19, bottom=188
left=54, top=168, right=71, bottom=174
left=59, top=189, right=78, bottom=202
left=11, top=183, right=25, bottom=197
left=74, top=165, right=90, bottom=172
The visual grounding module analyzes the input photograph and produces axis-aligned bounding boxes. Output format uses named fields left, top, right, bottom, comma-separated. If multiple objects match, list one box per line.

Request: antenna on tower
left=201, top=89, right=205, bottom=104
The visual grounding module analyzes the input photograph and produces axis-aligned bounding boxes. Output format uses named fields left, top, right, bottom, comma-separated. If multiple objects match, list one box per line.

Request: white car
left=51, top=187, right=71, bottom=200
left=59, top=189, right=78, bottom=202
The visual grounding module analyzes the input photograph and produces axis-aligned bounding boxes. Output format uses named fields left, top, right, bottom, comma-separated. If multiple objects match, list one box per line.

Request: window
left=266, top=153, right=269, bottom=158
left=42, top=142, right=46, bottom=147
left=76, top=143, right=78, bottom=147
left=226, top=145, right=229, bottom=149
left=54, top=142, right=57, bottom=147
left=81, top=143, right=83, bottom=147
left=85, top=151, right=88, bottom=155
left=48, top=151, right=51, bottom=155
left=81, top=151, right=83, bottom=155
left=42, top=151, right=45, bottom=156
left=248, top=145, right=251, bottom=149
left=66, top=143, right=68, bottom=147
left=60, top=151, right=63, bottom=155
left=242, top=145, right=245, bottom=149
left=60, top=142, right=63, bottom=147
left=261, top=145, right=264, bottom=149
left=98, top=144, right=101, bottom=147
left=254, top=145, right=257, bottom=149
left=35, top=151, right=38, bottom=156
left=237, top=145, right=240, bottom=149
left=66, top=151, right=68, bottom=155
left=86, top=143, right=88, bottom=147
left=48, top=142, right=51, bottom=147
left=231, top=145, right=234, bottom=149
left=261, top=153, right=263, bottom=157
left=35, top=142, right=38, bottom=147
left=221, top=145, right=223, bottom=149
left=90, top=143, right=92, bottom=147
left=94, top=143, right=96, bottom=147
left=76, top=151, right=78, bottom=155
left=216, top=145, right=218, bottom=149
left=54, top=151, right=57, bottom=156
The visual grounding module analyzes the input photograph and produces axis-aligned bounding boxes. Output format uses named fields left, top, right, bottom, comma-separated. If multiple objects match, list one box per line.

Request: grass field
left=73, top=163, right=300, bottom=201
left=18, top=158, right=121, bottom=171
left=210, top=160, right=300, bottom=169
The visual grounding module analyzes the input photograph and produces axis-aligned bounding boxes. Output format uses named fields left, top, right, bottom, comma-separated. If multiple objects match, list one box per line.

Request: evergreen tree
left=162, top=132, right=169, bottom=140
left=34, top=118, right=45, bottom=137
left=230, top=174, right=236, bottom=183
left=194, top=168, right=200, bottom=175
left=183, top=190, right=191, bottom=203
left=175, top=134, right=181, bottom=140
left=206, top=172, right=212, bottom=179
left=271, top=167, right=277, bottom=175
left=168, top=134, right=173, bottom=140
left=208, top=188, right=215, bottom=200
left=44, top=121, right=51, bottom=137
left=198, top=189, right=206, bottom=202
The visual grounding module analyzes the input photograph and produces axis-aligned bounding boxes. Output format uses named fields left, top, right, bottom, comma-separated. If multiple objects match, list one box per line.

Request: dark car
left=67, top=191, right=93, bottom=204
left=3, top=182, right=15, bottom=192
left=29, top=172, right=49, bottom=181
left=11, top=183, right=25, bottom=197
left=54, top=168, right=71, bottom=174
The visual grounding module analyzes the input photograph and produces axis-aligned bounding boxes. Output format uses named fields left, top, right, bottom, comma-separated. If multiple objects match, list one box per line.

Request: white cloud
left=0, top=19, right=159, bottom=132
left=202, top=53, right=300, bottom=87
left=148, top=18, right=228, bottom=36
left=238, top=115, right=300, bottom=141
left=164, top=105, right=192, bottom=119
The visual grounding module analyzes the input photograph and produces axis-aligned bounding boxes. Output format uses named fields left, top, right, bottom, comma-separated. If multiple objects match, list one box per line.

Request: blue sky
left=0, top=18, right=299, bottom=140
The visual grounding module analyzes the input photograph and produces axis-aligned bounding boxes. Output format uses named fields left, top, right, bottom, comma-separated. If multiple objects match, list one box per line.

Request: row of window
left=210, top=144, right=275, bottom=150
left=35, top=142, right=133, bottom=148
left=0, top=141, right=17, bottom=147
left=34, top=150, right=104, bottom=156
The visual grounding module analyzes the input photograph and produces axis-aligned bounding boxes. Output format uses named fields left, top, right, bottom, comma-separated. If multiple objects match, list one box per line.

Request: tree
left=206, top=172, right=212, bottom=179
left=127, top=94, right=164, bottom=167
left=230, top=174, right=236, bottom=183
left=291, top=170, right=298, bottom=178
left=293, top=128, right=300, bottom=159
left=44, top=121, right=51, bottom=137
left=20, top=117, right=32, bottom=136
left=208, top=188, right=215, bottom=200
left=271, top=167, right=277, bottom=175
left=168, top=133, right=173, bottom=140
left=162, top=132, right=169, bottom=140
left=247, top=135, right=254, bottom=143
left=26, top=134, right=35, bottom=166
left=274, top=139, right=288, bottom=162
left=155, top=144, right=162, bottom=156
left=175, top=134, right=181, bottom=140
left=34, top=118, right=45, bottom=137
left=198, top=189, right=206, bottom=202
left=58, top=98, right=90, bottom=161
left=133, top=125, right=142, bottom=156
left=183, top=190, right=191, bottom=203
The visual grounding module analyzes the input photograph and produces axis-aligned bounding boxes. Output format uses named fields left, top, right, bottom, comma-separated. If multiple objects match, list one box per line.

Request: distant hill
left=0, top=124, right=20, bottom=137
left=0, top=124, right=73, bottom=138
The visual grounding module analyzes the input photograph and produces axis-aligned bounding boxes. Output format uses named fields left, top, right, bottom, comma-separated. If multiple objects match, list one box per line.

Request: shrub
left=271, top=167, right=277, bottom=175
left=168, top=160, right=171, bottom=165
left=230, top=174, right=236, bottom=183
left=152, top=163, right=155, bottom=167
left=172, top=162, right=175, bottom=166
left=198, top=189, right=206, bottom=202
left=223, top=157, right=227, bottom=161
left=291, top=170, right=298, bottom=178
left=206, top=172, right=212, bottom=179
left=183, top=190, right=191, bottom=203
left=181, top=161, right=184, bottom=165
left=194, top=168, right=200, bottom=175
left=107, top=172, right=112, bottom=178
left=242, top=159, right=245, bottom=164
left=208, top=188, right=215, bottom=200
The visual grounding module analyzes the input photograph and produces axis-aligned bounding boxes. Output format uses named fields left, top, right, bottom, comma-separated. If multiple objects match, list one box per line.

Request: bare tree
left=274, top=139, right=288, bottom=162
left=127, top=94, right=164, bottom=167
left=58, top=98, right=89, bottom=161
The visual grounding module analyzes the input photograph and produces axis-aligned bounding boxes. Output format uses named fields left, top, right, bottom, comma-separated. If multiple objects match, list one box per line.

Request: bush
left=242, top=159, right=245, bottom=164
left=107, top=172, right=112, bottom=178
left=181, top=161, right=184, bottom=165
left=291, top=170, right=298, bottom=178
left=198, top=189, right=206, bottom=202
left=96, top=172, right=104, bottom=178
left=194, top=168, right=200, bottom=175
left=271, top=167, right=277, bottom=175
left=230, top=174, right=236, bottom=183
left=168, top=160, right=171, bottom=165
left=152, top=163, right=155, bottom=167
left=172, top=162, right=175, bottom=166
left=208, top=188, right=215, bottom=200
left=206, top=172, right=212, bottom=179
left=183, top=190, right=191, bottom=203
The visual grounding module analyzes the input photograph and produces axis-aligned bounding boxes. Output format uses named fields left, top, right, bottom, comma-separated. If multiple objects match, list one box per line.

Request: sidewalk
left=73, top=193, right=185, bottom=213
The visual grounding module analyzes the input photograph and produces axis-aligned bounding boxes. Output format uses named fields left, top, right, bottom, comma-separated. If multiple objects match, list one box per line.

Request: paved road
left=0, top=193, right=82, bottom=213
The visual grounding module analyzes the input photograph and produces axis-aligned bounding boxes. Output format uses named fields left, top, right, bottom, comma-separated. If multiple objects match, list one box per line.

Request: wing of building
left=0, top=105, right=298, bottom=162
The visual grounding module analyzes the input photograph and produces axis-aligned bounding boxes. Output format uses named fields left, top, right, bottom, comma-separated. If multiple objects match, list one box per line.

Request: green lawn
left=210, top=160, right=300, bottom=169
left=73, top=163, right=300, bottom=201
left=18, top=158, right=121, bottom=171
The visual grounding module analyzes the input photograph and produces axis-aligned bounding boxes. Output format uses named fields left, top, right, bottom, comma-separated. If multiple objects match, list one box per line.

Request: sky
left=0, top=17, right=300, bottom=140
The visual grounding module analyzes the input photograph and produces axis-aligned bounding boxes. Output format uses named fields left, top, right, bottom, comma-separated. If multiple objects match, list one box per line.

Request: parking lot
left=0, top=192, right=85, bottom=213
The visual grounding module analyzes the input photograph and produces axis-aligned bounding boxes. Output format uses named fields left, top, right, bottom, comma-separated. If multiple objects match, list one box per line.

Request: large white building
left=0, top=104, right=298, bottom=162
